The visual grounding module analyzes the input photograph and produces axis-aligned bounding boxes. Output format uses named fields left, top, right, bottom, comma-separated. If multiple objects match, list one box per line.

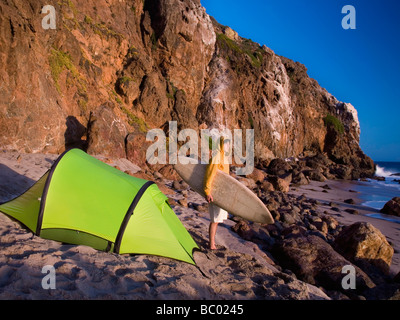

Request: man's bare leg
left=209, top=222, right=219, bottom=250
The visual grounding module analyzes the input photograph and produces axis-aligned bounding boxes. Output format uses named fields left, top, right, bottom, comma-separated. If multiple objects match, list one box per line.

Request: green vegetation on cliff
left=49, top=47, right=88, bottom=112
left=216, top=33, right=263, bottom=68
left=323, top=114, right=345, bottom=135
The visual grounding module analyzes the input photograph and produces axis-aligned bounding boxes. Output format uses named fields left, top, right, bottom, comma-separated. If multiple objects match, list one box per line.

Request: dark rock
left=291, top=172, right=310, bottom=186
left=297, top=195, right=307, bottom=203
left=280, top=211, right=296, bottom=225
left=173, top=180, right=186, bottom=190
left=231, top=220, right=255, bottom=241
left=272, top=235, right=375, bottom=293
left=313, top=221, right=328, bottom=234
left=291, top=205, right=301, bottom=215
left=270, top=210, right=280, bottom=222
left=263, top=197, right=280, bottom=213
left=267, top=158, right=292, bottom=176
left=389, top=290, right=400, bottom=300
left=303, top=169, right=327, bottom=182
left=344, top=208, right=359, bottom=215
left=260, top=180, right=275, bottom=192
left=321, top=215, right=339, bottom=231
left=159, top=165, right=180, bottom=180
left=268, top=173, right=291, bottom=193
left=344, top=198, right=355, bottom=204
left=380, top=197, right=400, bottom=217
left=265, top=223, right=280, bottom=238
left=281, top=225, right=307, bottom=238
left=246, top=168, right=266, bottom=184
left=237, top=177, right=257, bottom=189
left=177, top=198, right=188, bottom=207
left=249, top=224, right=275, bottom=248
left=192, top=203, right=208, bottom=212
left=309, top=153, right=332, bottom=167
left=393, top=271, right=400, bottom=283
left=232, top=220, right=274, bottom=249
left=330, top=165, right=353, bottom=180
left=307, top=230, right=328, bottom=242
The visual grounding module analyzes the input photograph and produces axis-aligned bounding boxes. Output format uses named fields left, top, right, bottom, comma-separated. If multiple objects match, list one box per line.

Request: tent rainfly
left=0, top=148, right=198, bottom=264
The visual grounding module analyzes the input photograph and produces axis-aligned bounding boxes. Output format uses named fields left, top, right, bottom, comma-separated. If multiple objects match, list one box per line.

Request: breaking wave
left=375, top=165, right=397, bottom=178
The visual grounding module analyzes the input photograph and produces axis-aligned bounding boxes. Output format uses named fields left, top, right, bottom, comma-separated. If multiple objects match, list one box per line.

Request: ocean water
left=365, top=162, right=400, bottom=208
left=354, top=161, right=400, bottom=223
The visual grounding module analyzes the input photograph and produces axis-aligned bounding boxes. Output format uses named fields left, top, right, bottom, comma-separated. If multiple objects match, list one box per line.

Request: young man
left=203, top=135, right=231, bottom=250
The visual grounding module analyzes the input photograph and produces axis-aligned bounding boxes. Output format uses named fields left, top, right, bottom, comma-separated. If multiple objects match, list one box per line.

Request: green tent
left=0, top=148, right=198, bottom=264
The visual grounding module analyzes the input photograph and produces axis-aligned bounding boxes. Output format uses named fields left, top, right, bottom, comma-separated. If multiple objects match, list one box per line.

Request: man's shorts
left=209, top=202, right=228, bottom=223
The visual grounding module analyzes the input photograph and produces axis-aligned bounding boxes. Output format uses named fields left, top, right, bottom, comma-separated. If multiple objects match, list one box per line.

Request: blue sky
left=201, top=0, right=400, bottom=162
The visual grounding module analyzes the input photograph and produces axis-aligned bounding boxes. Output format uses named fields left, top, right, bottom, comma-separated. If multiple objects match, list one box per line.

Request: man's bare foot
left=209, top=243, right=217, bottom=250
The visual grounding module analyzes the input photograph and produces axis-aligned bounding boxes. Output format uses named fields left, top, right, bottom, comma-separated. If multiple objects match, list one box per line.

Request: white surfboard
left=173, top=157, right=274, bottom=224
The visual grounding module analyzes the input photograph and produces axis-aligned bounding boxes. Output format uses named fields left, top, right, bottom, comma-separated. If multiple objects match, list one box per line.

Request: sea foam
left=375, top=165, right=397, bottom=178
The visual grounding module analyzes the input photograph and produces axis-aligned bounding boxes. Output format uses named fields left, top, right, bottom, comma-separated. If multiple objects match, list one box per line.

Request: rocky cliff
left=0, top=0, right=374, bottom=177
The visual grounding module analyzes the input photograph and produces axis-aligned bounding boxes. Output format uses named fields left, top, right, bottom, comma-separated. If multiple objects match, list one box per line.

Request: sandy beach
left=0, top=150, right=399, bottom=300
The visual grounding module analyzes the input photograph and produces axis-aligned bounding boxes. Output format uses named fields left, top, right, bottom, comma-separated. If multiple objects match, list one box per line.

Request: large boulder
left=272, top=234, right=375, bottom=294
left=334, top=222, right=394, bottom=275
left=268, top=172, right=292, bottom=193
left=267, top=158, right=292, bottom=176
left=246, top=167, right=267, bottom=184
left=303, top=169, right=327, bottom=182
left=291, top=171, right=309, bottom=186
left=380, top=197, right=400, bottom=217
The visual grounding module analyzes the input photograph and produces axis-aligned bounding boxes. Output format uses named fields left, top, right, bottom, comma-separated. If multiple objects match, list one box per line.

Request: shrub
left=323, top=114, right=345, bottom=135
left=216, top=33, right=263, bottom=68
